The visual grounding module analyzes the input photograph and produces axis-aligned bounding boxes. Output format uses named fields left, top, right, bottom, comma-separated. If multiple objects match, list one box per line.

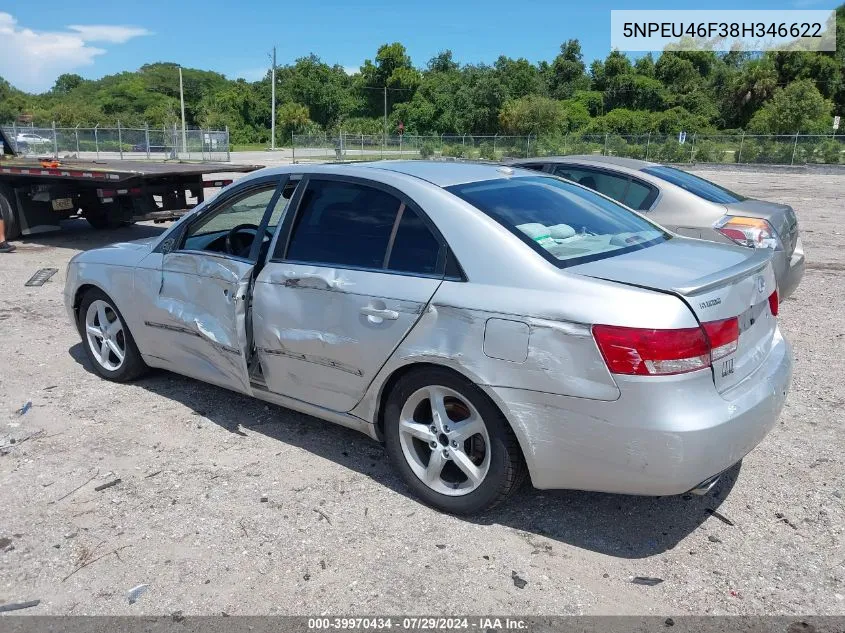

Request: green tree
left=499, top=95, right=567, bottom=135
left=428, top=50, right=459, bottom=73
left=276, top=102, right=313, bottom=142
left=605, top=74, right=665, bottom=111
left=748, top=79, right=832, bottom=134
left=52, top=73, right=85, bottom=94
left=495, top=56, right=545, bottom=99
left=358, top=43, right=420, bottom=118
left=548, top=40, right=589, bottom=99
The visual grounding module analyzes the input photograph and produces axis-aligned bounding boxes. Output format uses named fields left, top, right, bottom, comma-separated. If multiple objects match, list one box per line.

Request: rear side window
left=621, top=179, right=654, bottom=210
left=553, top=165, right=628, bottom=203
left=447, top=176, right=669, bottom=268
left=554, top=165, right=655, bottom=211
left=516, top=163, right=547, bottom=172
left=387, top=206, right=441, bottom=275
left=282, top=180, right=401, bottom=269
left=642, top=165, right=746, bottom=204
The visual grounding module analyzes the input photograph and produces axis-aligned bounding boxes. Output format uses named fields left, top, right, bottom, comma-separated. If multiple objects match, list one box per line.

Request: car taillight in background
left=593, top=317, right=741, bottom=377
left=713, top=216, right=780, bottom=250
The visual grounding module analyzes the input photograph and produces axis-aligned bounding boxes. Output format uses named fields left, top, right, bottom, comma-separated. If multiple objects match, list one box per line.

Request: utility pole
left=383, top=86, right=387, bottom=145
left=178, top=66, right=187, bottom=156
left=270, top=46, right=277, bottom=150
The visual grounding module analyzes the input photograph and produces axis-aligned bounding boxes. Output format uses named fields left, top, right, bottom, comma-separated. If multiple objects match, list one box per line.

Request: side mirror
left=160, top=237, right=177, bottom=255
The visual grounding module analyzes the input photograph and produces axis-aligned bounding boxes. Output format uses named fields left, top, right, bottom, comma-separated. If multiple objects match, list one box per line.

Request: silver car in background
left=64, top=162, right=792, bottom=514
left=510, top=155, right=805, bottom=299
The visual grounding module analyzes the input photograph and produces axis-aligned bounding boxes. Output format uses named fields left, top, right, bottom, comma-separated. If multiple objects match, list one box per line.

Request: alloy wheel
left=397, top=385, right=491, bottom=496
left=85, top=299, right=126, bottom=372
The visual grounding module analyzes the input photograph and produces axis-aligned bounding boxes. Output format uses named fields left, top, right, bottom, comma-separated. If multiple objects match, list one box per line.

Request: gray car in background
left=510, top=155, right=805, bottom=300
left=64, top=161, right=791, bottom=514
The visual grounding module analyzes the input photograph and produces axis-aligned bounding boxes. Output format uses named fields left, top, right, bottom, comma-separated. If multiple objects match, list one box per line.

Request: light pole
left=270, top=47, right=276, bottom=150
left=178, top=66, right=187, bottom=156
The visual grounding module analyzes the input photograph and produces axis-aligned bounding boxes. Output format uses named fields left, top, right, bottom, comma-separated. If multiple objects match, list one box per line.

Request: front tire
left=384, top=367, right=526, bottom=514
left=77, top=288, right=147, bottom=381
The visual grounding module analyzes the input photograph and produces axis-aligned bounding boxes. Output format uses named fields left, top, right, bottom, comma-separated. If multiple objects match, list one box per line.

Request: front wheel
left=384, top=368, right=526, bottom=514
left=77, top=289, right=148, bottom=381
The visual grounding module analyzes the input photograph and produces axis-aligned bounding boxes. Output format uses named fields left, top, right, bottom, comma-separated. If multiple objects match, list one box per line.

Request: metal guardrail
left=292, top=132, right=845, bottom=166
left=1, top=123, right=230, bottom=162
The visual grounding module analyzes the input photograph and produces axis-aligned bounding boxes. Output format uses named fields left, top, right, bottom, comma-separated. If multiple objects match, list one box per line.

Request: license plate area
left=713, top=298, right=775, bottom=394
left=51, top=198, right=74, bottom=211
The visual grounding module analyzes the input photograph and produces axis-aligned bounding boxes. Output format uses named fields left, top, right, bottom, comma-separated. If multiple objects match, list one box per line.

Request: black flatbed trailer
left=0, top=127, right=262, bottom=239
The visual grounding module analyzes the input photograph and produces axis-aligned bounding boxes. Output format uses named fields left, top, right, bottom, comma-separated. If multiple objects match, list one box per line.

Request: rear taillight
left=713, top=216, right=780, bottom=250
left=702, top=317, right=739, bottom=361
left=768, top=290, right=779, bottom=316
left=593, top=318, right=740, bottom=376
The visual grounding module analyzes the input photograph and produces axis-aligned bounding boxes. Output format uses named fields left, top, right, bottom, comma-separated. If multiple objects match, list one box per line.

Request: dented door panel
left=253, top=263, right=441, bottom=411
left=143, top=252, right=254, bottom=393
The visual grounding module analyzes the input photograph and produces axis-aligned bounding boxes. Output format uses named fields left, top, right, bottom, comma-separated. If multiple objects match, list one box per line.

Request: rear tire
left=384, top=367, right=526, bottom=515
left=0, top=185, right=21, bottom=241
left=77, top=288, right=148, bottom=382
left=84, top=209, right=124, bottom=230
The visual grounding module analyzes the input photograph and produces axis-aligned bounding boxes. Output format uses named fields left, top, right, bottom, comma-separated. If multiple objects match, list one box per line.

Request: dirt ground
left=0, top=165, right=843, bottom=616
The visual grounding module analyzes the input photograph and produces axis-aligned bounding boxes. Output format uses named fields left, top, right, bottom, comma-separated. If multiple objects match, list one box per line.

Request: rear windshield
left=641, top=165, right=746, bottom=204
left=447, top=176, right=669, bottom=268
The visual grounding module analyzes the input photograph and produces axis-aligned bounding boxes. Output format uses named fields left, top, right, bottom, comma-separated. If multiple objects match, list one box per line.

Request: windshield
left=447, top=176, right=669, bottom=268
left=642, top=165, right=746, bottom=204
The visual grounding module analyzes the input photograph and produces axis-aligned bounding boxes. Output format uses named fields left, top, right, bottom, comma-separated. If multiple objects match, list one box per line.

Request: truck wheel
left=0, top=185, right=21, bottom=241
left=84, top=209, right=124, bottom=230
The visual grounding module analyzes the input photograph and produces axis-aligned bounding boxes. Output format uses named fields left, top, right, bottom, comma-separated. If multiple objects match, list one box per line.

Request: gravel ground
left=0, top=166, right=842, bottom=616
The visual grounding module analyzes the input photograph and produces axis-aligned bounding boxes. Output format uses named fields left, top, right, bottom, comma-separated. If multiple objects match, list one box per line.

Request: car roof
left=354, top=160, right=535, bottom=187
left=514, top=154, right=659, bottom=172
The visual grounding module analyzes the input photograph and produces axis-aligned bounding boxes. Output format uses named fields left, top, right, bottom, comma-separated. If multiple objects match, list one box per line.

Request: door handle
left=360, top=306, right=399, bottom=321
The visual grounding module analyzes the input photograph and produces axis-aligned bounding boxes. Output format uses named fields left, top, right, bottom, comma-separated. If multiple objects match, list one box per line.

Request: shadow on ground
left=17, top=218, right=168, bottom=252
left=70, top=343, right=738, bottom=560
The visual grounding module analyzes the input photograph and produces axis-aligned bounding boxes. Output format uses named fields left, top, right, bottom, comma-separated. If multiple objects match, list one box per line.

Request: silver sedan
left=64, top=161, right=792, bottom=514
left=510, top=155, right=805, bottom=300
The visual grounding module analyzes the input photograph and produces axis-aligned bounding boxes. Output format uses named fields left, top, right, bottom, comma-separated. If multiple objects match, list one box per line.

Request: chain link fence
left=291, top=134, right=536, bottom=163
left=2, top=123, right=230, bottom=162
left=292, top=132, right=845, bottom=166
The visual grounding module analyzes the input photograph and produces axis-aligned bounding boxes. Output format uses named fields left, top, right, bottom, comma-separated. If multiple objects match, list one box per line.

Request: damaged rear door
left=142, top=177, right=287, bottom=394
left=253, top=175, right=448, bottom=412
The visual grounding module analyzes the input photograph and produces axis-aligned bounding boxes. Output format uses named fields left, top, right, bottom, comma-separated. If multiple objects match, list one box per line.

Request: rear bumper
left=774, top=239, right=805, bottom=300
left=489, top=328, right=792, bottom=495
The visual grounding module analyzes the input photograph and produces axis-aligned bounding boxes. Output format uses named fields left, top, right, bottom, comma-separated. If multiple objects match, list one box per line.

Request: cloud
left=343, top=65, right=361, bottom=75
left=0, top=12, right=150, bottom=93
left=67, top=24, right=151, bottom=43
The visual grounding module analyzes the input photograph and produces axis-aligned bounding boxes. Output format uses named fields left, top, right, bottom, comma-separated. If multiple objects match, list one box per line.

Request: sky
left=0, top=0, right=836, bottom=93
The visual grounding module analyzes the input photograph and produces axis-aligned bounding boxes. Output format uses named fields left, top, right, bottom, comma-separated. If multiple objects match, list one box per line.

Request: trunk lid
left=570, top=237, right=778, bottom=393
left=724, top=199, right=799, bottom=257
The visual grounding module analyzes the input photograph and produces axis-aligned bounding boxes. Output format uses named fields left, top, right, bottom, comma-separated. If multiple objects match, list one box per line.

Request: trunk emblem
left=756, top=276, right=766, bottom=294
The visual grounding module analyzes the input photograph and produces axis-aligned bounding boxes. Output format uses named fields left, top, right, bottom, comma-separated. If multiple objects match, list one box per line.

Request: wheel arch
left=73, top=282, right=110, bottom=318
left=369, top=360, right=533, bottom=483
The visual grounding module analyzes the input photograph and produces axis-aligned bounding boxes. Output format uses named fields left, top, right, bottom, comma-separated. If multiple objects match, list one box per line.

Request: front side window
left=187, top=187, right=277, bottom=238
left=281, top=180, right=403, bottom=269
left=447, top=176, right=668, bottom=267
left=642, top=165, right=746, bottom=204
left=182, top=185, right=279, bottom=258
